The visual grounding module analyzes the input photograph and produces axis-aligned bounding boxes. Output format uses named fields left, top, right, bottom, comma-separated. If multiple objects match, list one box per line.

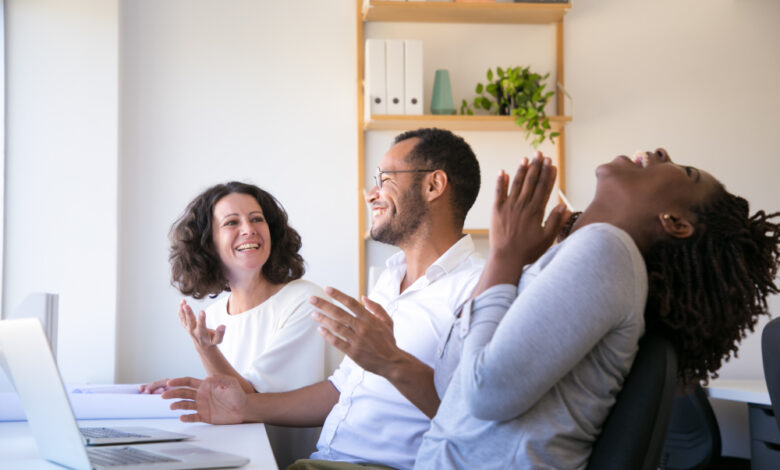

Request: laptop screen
left=0, top=318, right=92, bottom=470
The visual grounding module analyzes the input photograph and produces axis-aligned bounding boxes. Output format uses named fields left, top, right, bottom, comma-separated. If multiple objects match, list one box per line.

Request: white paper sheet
left=0, top=384, right=185, bottom=422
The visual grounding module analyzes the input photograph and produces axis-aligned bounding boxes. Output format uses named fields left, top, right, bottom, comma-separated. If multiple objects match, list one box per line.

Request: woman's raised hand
left=475, top=153, right=569, bottom=296
left=179, top=299, right=226, bottom=350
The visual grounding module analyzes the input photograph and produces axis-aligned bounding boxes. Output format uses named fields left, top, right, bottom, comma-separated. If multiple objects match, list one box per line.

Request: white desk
left=0, top=418, right=278, bottom=469
left=705, top=379, right=779, bottom=469
left=705, top=379, right=771, bottom=406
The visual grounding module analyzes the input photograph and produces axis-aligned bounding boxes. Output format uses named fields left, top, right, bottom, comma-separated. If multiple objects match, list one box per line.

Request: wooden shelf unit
left=364, top=114, right=571, bottom=132
left=363, top=1, right=570, bottom=25
left=356, top=0, right=571, bottom=295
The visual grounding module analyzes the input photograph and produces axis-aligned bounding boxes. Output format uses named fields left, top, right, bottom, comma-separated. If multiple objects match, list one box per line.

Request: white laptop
left=0, top=318, right=249, bottom=469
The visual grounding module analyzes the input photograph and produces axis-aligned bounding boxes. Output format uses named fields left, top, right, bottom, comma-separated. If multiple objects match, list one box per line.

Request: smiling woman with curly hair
left=169, top=182, right=305, bottom=299
left=139, top=182, right=341, bottom=397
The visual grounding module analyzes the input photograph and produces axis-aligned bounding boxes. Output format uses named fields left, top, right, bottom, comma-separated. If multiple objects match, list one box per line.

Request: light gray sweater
left=415, top=223, right=648, bottom=470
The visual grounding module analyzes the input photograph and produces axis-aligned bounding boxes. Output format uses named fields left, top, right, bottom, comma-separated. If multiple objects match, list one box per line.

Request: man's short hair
left=394, top=128, right=480, bottom=227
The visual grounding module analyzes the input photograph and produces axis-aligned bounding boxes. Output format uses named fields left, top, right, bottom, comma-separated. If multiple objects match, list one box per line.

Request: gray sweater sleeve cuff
left=470, top=284, right=517, bottom=326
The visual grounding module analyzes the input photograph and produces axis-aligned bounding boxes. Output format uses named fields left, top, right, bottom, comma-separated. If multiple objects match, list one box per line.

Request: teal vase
left=431, top=69, right=455, bottom=115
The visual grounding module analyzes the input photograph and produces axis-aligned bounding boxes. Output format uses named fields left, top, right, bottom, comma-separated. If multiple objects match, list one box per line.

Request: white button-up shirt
left=310, top=235, right=484, bottom=470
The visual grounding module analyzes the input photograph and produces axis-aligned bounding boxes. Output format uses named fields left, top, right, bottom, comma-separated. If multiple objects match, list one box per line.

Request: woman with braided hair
left=415, top=149, right=780, bottom=470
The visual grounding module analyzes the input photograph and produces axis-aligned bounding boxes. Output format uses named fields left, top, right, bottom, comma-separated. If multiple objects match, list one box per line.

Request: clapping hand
left=179, top=299, right=225, bottom=350
left=474, top=153, right=570, bottom=296
left=162, top=375, right=247, bottom=424
left=310, top=287, right=399, bottom=378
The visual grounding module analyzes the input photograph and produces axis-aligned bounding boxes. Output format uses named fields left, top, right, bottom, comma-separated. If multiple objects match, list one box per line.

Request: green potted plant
left=460, top=66, right=559, bottom=147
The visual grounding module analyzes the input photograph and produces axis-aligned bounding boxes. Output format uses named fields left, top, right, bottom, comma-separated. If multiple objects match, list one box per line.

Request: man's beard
left=370, top=184, right=428, bottom=246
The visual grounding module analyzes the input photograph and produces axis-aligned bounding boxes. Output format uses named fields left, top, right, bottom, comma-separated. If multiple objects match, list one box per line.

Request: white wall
left=3, top=0, right=118, bottom=383
left=116, top=0, right=357, bottom=382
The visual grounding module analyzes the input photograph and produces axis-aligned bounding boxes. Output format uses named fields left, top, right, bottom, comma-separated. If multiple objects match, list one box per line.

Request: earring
left=662, top=214, right=671, bottom=220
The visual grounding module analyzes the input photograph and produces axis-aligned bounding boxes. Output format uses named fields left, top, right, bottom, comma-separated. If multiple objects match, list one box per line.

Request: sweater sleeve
left=459, top=226, right=642, bottom=421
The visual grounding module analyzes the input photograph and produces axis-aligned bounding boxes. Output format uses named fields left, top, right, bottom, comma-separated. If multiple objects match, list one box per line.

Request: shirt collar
left=385, top=234, right=475, bottom=272
left=424, top=234, right=476, bottom=283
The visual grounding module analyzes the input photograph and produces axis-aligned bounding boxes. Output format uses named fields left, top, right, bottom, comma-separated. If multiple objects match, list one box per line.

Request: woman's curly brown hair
left=644, top=186, right=780, bottom=385
left=169, top=182, right=304, bottom=299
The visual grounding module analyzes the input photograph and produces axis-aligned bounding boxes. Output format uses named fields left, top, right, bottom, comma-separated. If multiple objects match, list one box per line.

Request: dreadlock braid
left=644, top=186, right=780, bottom=385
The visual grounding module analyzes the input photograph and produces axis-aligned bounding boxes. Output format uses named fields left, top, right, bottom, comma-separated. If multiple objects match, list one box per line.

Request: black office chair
left=762, top=317, right=780, bottom=432
left=586, top=333, right=678, bottom=470
left=659, top=384, right=750, bottom=470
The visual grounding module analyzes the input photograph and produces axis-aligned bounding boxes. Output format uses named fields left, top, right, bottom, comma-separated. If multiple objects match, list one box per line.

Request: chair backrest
left=761, top=317, right=780, bottom=432
left=586, top=333, right=678, bottom=470
left=658, top=384, right=721, bottom=470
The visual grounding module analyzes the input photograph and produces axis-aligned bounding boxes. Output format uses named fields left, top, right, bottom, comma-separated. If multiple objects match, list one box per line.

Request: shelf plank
left=464, top=228, right=489, bottom=237
left=364, top=1, right=570, bottom=25
left=365, top=114, right=571, bottom=132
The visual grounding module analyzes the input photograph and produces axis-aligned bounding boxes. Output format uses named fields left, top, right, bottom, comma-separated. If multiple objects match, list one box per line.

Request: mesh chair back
left=586, top=333, right=678, bottom=470
left=659, top=385, right=721, bottom=470
left=762, top=317, right=780, bottom=432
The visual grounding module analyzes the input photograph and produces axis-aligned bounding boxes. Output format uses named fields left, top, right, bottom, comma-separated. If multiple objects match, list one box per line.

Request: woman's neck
left=226, top=274, right=284, bottom=315
left=571, top=202, right=652, bottom=255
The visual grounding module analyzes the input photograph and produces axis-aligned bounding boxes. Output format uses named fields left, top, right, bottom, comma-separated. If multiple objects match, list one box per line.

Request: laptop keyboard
left=80, top=427, right=148, bottom=439
left=87, top=446, right=180, bottom=466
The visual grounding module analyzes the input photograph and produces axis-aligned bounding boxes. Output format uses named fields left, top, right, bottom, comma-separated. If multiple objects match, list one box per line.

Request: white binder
left=365, top=39, right=387, bottom=117
left=385, top=39, right=405, bottom=115
left=404, top=40, right=423, bottom=115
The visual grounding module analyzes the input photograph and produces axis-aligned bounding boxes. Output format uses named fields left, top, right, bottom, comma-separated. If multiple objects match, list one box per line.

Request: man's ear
left=659, top=213, right=695, bottom=239
left=423, top=170, right=448, bottom=202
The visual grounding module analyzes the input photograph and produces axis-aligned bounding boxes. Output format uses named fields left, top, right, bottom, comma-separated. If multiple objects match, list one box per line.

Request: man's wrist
left=385, top=351, right=422, bottom=385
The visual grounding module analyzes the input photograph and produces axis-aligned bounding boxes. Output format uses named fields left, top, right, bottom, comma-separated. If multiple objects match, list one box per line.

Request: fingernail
left=310, top=296, right=319, bottom=304
left=311, top=311, right=321, bottom=319
left=324, top=286, right=334, bottom=295
left=544, top=157, right=552, bottom=166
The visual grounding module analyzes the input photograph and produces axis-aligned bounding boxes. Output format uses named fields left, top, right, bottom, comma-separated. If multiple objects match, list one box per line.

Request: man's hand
left=312, top=287, right=441, bottom=418
left=178, top=299, right=226, bottom=350
left=475, top=153, right=570, bottom=296
left=162, top=375, right=247, bottom=424
left=310, top=287, right=401, bottom=378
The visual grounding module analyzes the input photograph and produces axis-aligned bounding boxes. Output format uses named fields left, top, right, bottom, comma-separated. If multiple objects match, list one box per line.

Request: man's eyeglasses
left=374, top=167, right=435, bottom=190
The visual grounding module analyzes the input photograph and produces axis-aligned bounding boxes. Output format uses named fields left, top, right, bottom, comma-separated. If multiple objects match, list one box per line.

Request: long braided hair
left=644, top=185, right=780, bottom=384
left=559, top=187, right=780, bottom=385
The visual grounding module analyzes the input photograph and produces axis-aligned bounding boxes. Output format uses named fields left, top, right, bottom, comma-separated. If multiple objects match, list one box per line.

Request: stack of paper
left=0, top=384, right=185, bottom=422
